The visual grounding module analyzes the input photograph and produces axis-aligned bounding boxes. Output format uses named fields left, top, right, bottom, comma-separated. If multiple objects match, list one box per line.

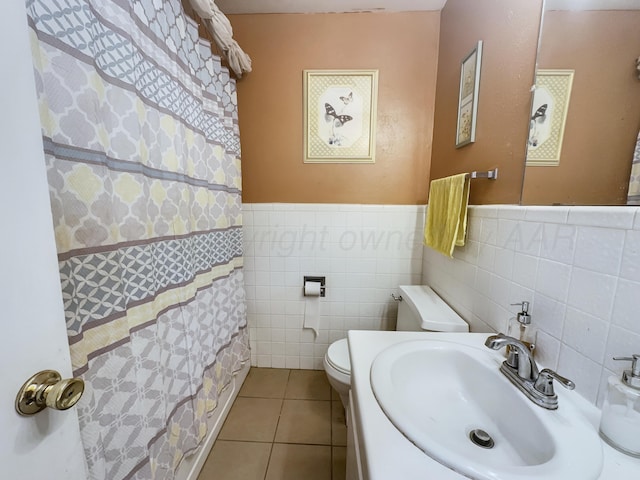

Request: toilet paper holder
left=303, top=276, right=326, bottom=297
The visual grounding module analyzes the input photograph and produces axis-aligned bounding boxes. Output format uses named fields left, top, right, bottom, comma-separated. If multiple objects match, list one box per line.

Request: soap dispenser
left=507, top=301, right=537, bottom=352
left=599, top=354, right=640, bottom=457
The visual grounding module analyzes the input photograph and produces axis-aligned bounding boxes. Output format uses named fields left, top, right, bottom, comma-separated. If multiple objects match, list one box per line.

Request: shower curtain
left=627, top=131, right=640, bottom=205
left=26, top=0, right=249, bottom=478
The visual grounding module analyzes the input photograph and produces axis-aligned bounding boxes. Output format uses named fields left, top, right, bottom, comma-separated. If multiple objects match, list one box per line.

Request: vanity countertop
left=348, top=331, right=640, bottom=480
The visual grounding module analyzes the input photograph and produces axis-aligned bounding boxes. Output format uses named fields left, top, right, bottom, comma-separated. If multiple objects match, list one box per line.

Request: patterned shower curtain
left=627, top=131, right=640, bottom=205
left=26, top=0, right=250, bottom=478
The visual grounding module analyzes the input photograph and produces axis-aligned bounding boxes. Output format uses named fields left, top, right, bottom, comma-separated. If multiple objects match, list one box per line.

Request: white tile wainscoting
left=242, top=203, right=640, bottom=407
left=242, top=204, right=425, bottom=370
left=422, top=205, right=640, bottom=406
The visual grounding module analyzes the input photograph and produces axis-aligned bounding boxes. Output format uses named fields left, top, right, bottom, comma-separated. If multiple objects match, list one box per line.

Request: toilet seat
left=326, top=338, right=351, bottom=375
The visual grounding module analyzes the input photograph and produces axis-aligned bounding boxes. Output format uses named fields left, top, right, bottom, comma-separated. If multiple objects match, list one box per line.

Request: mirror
left=521, top=0, right=640, bottom=205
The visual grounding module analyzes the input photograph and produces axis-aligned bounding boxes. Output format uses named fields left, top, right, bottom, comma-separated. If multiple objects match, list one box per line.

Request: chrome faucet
left=485, top=333, right=538, bottom=381
left=485, top=333, right=575, bottom=410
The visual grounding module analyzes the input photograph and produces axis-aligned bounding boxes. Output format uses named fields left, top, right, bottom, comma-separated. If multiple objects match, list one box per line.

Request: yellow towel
left=424, top=173, right=470, bottom=257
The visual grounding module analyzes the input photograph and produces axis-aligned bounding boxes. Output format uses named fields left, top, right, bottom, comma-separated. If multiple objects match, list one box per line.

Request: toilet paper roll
left=304, top=280, right=322, bottom=297
left=304, top=281, right=321, bottom=338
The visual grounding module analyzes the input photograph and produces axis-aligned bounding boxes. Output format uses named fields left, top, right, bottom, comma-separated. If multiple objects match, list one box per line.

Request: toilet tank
left=396, top=285, right=469, bottom=332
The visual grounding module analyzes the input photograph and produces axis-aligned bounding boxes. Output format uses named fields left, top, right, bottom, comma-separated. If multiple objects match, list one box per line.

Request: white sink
left=370, top=339, right=603, bottom=480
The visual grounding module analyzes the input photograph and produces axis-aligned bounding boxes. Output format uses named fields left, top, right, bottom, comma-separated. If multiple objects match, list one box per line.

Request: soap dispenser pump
left=599, top=354, right=640, bottom=457
left=507, top=301, right=536, bottom=352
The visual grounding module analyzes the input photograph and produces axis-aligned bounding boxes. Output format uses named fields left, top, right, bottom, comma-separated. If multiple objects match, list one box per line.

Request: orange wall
left=429, top=0, right=542, bottom=204
left=521, top=11, right=640, bottom=205
left=229, top=12, right=440, bottom=204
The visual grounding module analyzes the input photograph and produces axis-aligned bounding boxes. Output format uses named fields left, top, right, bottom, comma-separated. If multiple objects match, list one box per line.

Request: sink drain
left=469, top=429, right=494, bottom=449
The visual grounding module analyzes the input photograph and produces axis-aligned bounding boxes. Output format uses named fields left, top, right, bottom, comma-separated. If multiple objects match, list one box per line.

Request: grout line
left=217, top=439, right=275, bottom=444
left=263, top=370, right=289, bottom=480
left=330, top=399, right=334, bottom=480
left=263, top=441, right=274, bottom=480
left=271, top=440, right=333, bottom=446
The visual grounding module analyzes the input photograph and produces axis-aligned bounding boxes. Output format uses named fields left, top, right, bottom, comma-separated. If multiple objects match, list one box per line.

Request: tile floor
left=198, top=368, right=346, bottom=480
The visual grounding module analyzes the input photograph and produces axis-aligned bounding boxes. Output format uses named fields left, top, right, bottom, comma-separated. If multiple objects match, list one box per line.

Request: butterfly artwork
left=323, top=102, right=354, bottom=146
left=531, top=104, right=548, bottom=122
left=339, top=91, right=353, bottom=106
left=324, top=103, right=353, bottom=127
left=528, top=103, right=548, bottom=148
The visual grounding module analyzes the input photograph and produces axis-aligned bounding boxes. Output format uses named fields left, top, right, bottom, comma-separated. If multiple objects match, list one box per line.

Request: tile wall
left=422, top=205, right=640, bottom=406
left=242, top=203, right=640, bottom=407
left=242, top=204, right=425, bottom=369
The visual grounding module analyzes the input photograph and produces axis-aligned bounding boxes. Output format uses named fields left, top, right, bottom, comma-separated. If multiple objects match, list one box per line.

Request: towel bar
left=468, top=168, right=498, bottom=180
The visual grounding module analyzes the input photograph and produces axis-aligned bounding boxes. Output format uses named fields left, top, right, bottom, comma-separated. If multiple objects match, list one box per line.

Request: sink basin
left=370, top=340, right=603, bottom=480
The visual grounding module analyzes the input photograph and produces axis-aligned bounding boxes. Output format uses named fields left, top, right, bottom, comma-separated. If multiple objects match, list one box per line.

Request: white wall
left=242, top=203, right=425, bottom=369
left=422, top=205, right=640, bottom=406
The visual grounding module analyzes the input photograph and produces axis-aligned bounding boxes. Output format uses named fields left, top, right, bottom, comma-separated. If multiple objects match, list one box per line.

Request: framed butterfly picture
left=303, top=70, right=378, bottom=163
left=526, top=69, right=574, bottom=166
left=456, top=41, right=483, bottom=148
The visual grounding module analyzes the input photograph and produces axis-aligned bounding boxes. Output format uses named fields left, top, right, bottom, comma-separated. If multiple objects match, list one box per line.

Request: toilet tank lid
left=398, top=285, right=469, bottom=332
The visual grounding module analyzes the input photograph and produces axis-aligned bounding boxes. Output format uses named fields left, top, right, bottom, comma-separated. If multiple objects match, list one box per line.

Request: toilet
left=323, top=285, right=469, bottom=409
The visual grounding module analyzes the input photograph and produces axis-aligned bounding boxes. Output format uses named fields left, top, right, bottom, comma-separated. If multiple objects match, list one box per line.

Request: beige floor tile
left=332, top=446, right=347, bottom=480
left=331, top=387, right=339, bottom=402
left=275, top=399, right=331, bottom=445
left=284, top=369, right=331, bottom=400
left=197, top=440, right=271, bottom=480
left=331, top=401, right=347, bottom=446
left=265, top=443, right=331, bottom=480
left=240, top=367, right=290, bottom=398
left=219, top=397, right=283, bottom=442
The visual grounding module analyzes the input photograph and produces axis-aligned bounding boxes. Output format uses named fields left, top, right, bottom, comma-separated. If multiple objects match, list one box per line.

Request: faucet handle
left=534, top=368, right=575, bottom=396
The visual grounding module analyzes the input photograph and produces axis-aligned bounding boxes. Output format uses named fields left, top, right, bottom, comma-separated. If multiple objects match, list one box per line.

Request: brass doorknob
left=15, top=370, right=84, bottom=416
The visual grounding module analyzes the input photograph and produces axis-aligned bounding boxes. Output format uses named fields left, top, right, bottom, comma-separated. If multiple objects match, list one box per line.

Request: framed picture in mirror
left=455, top=40, right=483, bottom=148
left=526, top=69, right=574, bottom=166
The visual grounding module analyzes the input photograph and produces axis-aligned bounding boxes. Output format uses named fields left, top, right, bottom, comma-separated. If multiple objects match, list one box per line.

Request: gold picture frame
left=526, top=69, right=575, bottom=166
left=303, top=70, right=378, bottom=163
left=456, top=41, right=483, bottom=148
